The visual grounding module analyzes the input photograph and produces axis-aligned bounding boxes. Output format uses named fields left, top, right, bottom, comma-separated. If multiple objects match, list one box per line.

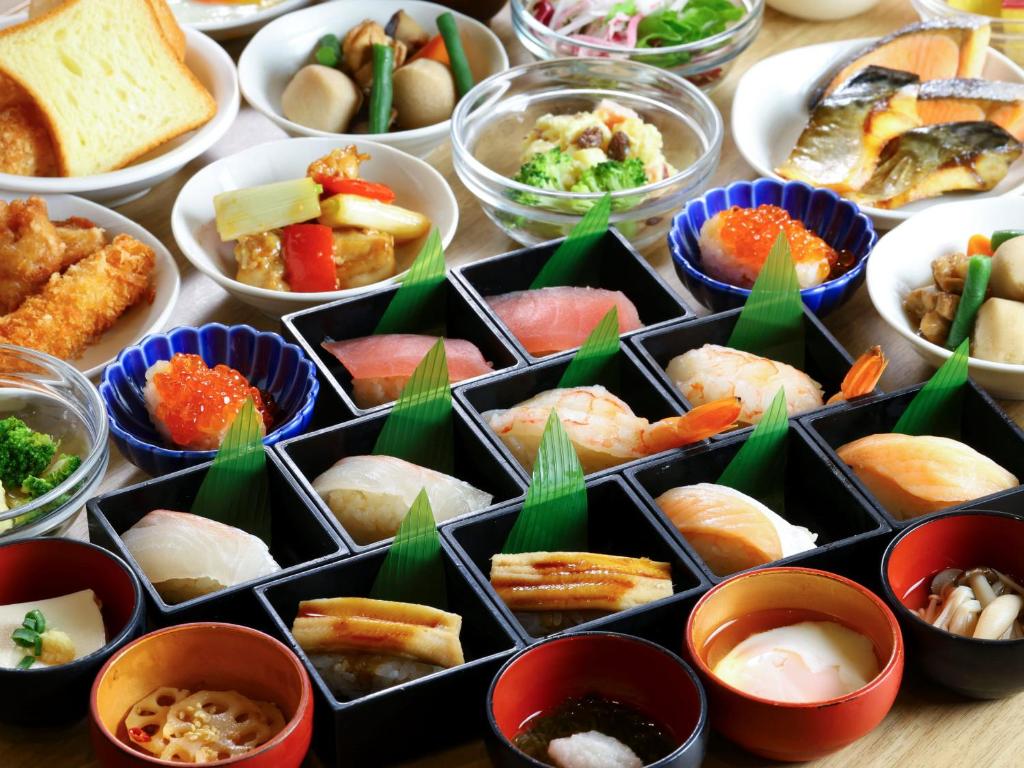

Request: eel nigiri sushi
left=490, top=551, right=673, bottom=636
left=291, top=596, right=464, bottom=700
left=667, top=344, right=824, bottom=425
left=486, top=286, right=642, bottom=357
left=837, top=433, right=1019, bottom=520
left=322, top=334, right=492, bottom=409
left=655, top=483, right=818, bottom=576
left=311, top=455, right=492, bottom=545
left=121, top=510, right=281, bottom=604
left=483, top=386, right=740, bottom=474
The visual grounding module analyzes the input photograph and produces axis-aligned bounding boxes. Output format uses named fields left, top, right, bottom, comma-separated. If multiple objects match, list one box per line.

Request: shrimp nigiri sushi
left=311, top=455, right=492, bottom=545
left=486, top=286, right=642, bottom=357
left=121, top=510, right=281, bottom=604
left=655, top=483, right=818, bottom=576
left=322, top=334, right=492, bottom=409
left=837, top=433, right=1019, bottom=520
left=699, top=205, right=838, bottom=289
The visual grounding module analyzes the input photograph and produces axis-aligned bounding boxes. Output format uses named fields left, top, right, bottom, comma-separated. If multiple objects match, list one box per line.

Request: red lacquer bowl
left=90, top=623, right=312, bottom=767
left=685, top=567, right=904, bottom=762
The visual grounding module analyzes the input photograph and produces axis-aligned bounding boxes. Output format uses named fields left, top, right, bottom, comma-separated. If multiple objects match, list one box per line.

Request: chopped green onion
left=436, top=12, right=474, bottom=97
left=11, top=626, right=38, bottom=649
left=213, top=177, right=323, bottom=242
left=369, top=44, right=394, bottom=134
left=990, top=229, right=1024, bottom=251
left=314, top=33, right=341, bottom=68
left=23, top=609, right=45, bottom=634
left=946, top=255, right=992, bottom=351
left=16, top=655, right=34, bottom=670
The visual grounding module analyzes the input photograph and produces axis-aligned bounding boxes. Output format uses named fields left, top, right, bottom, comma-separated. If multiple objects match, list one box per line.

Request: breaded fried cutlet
left=0, top=234, right=155, bottom=361
left=54, top=217, right=107, bottom=262
left=0, top=102, right=57, bottom=176
left=0, top=197, right=68, bottom=313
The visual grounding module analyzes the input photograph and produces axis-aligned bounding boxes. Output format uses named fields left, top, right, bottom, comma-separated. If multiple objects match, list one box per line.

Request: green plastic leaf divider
left=503, top=411, right=588, bottom=554
left=374, top=228, right=446, bottom=335
left=370, top=489, right=447, bottom=609
left=892, top=339, right=969, bottom=438
left=530, top=193, right=612, bottom=289
left=726, top=232, right=806, bottom=369
left=558, top=306, right=621, bottom=389
left=190, top=398, right=271, bottom=544
left=717, top=387, right=790, bottom=512
left=373, top=338, right=454, bottom=475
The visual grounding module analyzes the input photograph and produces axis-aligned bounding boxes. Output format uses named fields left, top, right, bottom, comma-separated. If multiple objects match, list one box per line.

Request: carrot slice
left=410, top=34, right=450, bottom=65
left=967, top=233, right=993, bottom=257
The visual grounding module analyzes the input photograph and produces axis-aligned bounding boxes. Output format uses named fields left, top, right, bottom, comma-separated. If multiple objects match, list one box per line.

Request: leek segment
left=214, top=177, right=323, bottom=241
left=318, top=194, right=431, bottom=243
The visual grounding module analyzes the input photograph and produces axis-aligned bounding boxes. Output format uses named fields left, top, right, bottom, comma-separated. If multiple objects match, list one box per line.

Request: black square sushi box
left=280, top=275, right=525, bottom=419
left=624, top=421, right=892, bottom=589
left=87, top=450, right=346, bottom=630
left=443, top=475, right=709, bottom=651
left=629, top=304, right=859, bottom=439
left=455, top=344, right=688, bottom=484
left=254, top=541, right=523, bottom=766
left=451, top=227, right=694, bottom=364
left=800, top=381, right=1024, bottom=529
left=273, top=400, right=529, bottom=554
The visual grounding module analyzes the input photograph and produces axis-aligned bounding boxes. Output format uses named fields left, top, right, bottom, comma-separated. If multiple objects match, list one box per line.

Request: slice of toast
left=28, top=0, right=186, bottom=60
left=0, top=0, right=215, bottom=177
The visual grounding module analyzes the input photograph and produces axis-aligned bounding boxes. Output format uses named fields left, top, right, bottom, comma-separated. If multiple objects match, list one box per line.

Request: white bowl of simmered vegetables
left=238, top=0, right=509, bottom=158
left=171, top=137, right=458, bottom=317
left=868, top=197, right=1024, bottom=399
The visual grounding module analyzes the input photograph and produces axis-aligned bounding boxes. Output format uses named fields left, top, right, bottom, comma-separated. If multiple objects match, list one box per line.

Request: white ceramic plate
left=238, top=0, right=510, bottom=158
left=168, top=0, right=314, bottom=40
left=0, top=193, right=181, bottom=378
left=867, top=197, right=1024, bottom=399
left=171, top=136, right=459, bottom=317
left=732, top=39, right=1024, bottom=230
left=0, top=18, right=238, bottom=206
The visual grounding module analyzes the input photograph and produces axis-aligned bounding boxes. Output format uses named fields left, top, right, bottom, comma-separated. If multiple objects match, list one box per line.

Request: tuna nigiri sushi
left=655, top=483, right=818, bottom=576
left=121, top=510, right=281, bottom=604
left=322, top=334, right=492, bottom=409
left=486, top=286, right=642, bottom=357
left=837, top=433, right=1019, bottom=520
left=311, top=455, right=492, bottom=545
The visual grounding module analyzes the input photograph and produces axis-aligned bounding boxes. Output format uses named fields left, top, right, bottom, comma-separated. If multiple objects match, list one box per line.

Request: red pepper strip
left=282, top=223, right=336, bottom=293
left=311, top=175, right=396, bottom=203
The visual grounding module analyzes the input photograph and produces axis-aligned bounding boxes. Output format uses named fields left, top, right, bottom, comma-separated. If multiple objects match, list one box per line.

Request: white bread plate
left=867, top=197, right=1024, bottom=399
left=0, top=16, right=238, bottom=206
left=168, top=0, right=314, bottom=40
left=732, top=38, right=1024, bottom=230
left=171, top=136, right=459, bottom=317
left=0, top=192, right=181, bottom=378
left=238, top=0, right=509, bottom=158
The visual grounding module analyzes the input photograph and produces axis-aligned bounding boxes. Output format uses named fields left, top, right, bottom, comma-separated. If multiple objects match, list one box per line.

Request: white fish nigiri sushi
left=655, top=483, right=818, bottom=576
left=548, top=731, right=643, bottom=768
left=311, top=455, right=492, bottom=545
left=121, top=510, right=281, bottom=604
left=667, top=344, right=824, bottom=426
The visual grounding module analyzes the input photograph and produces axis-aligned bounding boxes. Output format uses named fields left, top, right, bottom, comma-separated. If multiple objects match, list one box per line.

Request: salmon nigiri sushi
left=655, top=483, right=818, bottom=576
left=322, top=334, right=492, bottom=409
left=486, top=286, right=642, bottom=357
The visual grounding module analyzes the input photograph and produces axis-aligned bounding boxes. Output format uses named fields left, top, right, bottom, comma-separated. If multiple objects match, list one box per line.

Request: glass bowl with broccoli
left=451, top=57, right=723, bottom=248
left=0, top=345, right=108, bottom=540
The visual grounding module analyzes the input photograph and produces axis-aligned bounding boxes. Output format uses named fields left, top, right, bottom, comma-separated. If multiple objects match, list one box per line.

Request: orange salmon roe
left=149, top=354, right=271, bottom=450
left=717, top=205, right=837, bottom=286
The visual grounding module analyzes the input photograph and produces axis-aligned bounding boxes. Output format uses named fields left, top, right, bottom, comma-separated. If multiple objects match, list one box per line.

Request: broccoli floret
left=0, top=417, right=57, bottom=489
left=21, top=454, right=81, bottom=499
left=510, top=148, right=576, bottom=205
left=570, top=157, right=648, bottom=194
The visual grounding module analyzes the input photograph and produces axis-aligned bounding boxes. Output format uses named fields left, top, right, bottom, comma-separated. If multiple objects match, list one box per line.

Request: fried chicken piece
left=332, top=228, right=395, bottom=289
left=306, top=146, right=369, bottom=181
left=54, top=216, right=107, bottom=262
left=0, top=234, right=155, bottom=361
left=0, top=102, right=57, bottom=177
left=0, top=197, right=69, bottom=314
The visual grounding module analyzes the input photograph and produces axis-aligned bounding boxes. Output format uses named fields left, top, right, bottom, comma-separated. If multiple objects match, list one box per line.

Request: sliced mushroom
left=973, top=594, right=1023, bottom=640
left=961, top=568, right=999, bottom=608
left=933, top=586, right=974, bottom=632
left=994, top=569, right=1024, bottom=597
left=931, top=568, right=963, bottom=597
left=949, top=598, right=982, bottom=637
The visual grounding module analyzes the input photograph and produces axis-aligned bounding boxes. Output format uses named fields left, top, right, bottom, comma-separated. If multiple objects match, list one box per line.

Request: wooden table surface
left=2, top=0, right=1022, bottom=766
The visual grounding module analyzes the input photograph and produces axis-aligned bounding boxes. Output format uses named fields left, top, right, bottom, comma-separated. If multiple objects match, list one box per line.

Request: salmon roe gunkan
left=147, top=353, right=272, bottom=451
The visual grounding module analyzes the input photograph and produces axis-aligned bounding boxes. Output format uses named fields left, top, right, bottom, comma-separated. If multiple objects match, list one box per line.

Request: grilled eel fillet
left=490, top=551, right=674, bottom=613
left=292, top=597, right=465, bottom=669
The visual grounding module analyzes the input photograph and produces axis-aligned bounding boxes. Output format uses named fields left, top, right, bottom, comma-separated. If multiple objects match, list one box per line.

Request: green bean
left=369, top=43, right=394, bottom=134
left=946, top=254, right=992, bottom=351
left=990, top=230, right=1024, bottom=251
left=436, top=12, right=474, bottom=97
left=314, top=34, right=341, bottom=68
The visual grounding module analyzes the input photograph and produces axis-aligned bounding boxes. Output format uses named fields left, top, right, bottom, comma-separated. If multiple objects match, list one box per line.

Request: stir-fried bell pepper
left=281, top=224, right=336, bottom=293
left=312, top=175, right=396, bottom=203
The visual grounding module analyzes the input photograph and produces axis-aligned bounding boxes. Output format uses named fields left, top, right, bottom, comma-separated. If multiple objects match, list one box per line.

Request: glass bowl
left=0, top=345, right=109, bottom=540
left=510, top=0, right=765, bottom=92
left=912, top=0, right=1024, bottom=65
left=451, top=57, right=724, bottom=250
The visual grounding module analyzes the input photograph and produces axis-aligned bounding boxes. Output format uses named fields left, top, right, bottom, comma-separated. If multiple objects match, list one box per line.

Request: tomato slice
left=281, top=223, right=336, bottom=292
left=312, top=175, right=396, bottom=203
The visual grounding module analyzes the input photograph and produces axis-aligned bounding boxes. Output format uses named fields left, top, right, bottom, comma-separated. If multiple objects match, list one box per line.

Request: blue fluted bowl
left=100, top=324, right=319, bottom=476
left=670, top=178, right=876, bottom=315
